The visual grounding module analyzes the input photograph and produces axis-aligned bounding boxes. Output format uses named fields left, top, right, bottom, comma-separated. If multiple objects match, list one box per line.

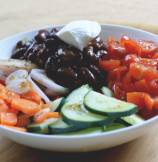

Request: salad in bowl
left=0, top=20, right=158, bottom=151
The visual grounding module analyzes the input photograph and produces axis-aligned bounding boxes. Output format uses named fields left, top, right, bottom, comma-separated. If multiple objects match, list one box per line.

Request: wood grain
left=0, top=0, right=158, bottom=161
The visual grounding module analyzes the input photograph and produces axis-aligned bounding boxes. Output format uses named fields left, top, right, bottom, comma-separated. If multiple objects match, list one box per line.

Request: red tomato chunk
left=99, top=36, right=158, bottom=118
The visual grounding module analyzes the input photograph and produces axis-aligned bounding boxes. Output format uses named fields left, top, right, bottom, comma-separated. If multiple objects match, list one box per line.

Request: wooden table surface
left=1, top=0, right=158, bottom=161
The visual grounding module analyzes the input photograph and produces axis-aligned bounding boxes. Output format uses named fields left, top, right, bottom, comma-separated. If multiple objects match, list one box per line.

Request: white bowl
left=0, top=24, right=158, bottom=152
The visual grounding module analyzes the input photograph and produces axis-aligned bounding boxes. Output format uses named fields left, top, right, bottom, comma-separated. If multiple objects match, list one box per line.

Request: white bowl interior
left=0, top=24, right=158, bottom=152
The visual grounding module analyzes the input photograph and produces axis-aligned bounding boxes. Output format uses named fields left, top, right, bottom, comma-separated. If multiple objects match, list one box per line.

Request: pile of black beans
left=12, top=28, right=107, bottom=89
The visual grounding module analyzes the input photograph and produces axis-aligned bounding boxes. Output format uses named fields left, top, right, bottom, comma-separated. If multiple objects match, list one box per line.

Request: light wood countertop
left=0, top=0, right=158, bottom=161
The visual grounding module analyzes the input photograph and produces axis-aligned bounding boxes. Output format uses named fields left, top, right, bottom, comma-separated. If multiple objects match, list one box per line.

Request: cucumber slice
left=103, top=123, right=126, bottom=132
left=62, top=104, right=114, bottom=128
left=49, top=119, right=79, bottom=134
left=63, top=127, right=103, bottom=135
left=101, top=86, right=113, bottom=97
left=65, top=84, right=91, bottom=103
left=27, top=118, right=58, bottom=134
left=61, top=85, right=114, bottom=128
left=84, top=91, right=137, bottom=117
left=120, top=114, right=144, bottom=126
left=50, top=97, right=65, bottom=112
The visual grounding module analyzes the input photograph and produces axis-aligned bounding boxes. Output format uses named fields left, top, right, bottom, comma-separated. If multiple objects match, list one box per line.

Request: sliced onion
left=0, top=59, right=36, bottom=78
left=6, top=78, right=31, bottom=94
left=6, top=69, right=28, bottom=85
left=30, top=69, right=69, bottom=95
left=45, top=88, right=59, bottom=97
left=27, top=75, right=50, bottom=103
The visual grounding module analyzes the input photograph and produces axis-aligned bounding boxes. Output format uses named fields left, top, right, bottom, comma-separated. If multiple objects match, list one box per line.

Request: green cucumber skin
left=85, top=105, right=138, bottom=118
left=49, top=125, right=80, bottom=134
left=61, top=85, right=115, bottom=128
left=114, top=118, right=129, bottom=126
left=48, top=119, right=81, bottom=134
left=58, top=98, right=66, bottom=109
left=63, top=127, right=103, bottom=135
left=120, top=114, right=144, bottom=126
left=62, top=113, right=114, bottom=128
left=103, top=123, right=126, bottom=132
left=84, top=91, right=138, bottom=118
left=50, top=97, right=65, bottom=112
left=65, top=84, right=92, bottom=103
left=27, top=119, right=58, bottom=134
left=28, top=125, right=49, bottom=134
left=55, top=97, right=66, bottom=112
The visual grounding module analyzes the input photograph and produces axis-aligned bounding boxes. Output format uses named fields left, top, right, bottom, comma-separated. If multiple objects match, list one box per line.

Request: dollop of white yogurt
left=56, top=20, right=101, bottom=51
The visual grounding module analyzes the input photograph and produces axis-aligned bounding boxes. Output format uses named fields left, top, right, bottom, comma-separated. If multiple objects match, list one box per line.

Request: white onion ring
left=6, top=78, right=31, bottom=94
left=27, top=76, right=50, bottom=103
left=6, top=69, right=28, bottom=85
left=30, top=69, right=69, bottom=95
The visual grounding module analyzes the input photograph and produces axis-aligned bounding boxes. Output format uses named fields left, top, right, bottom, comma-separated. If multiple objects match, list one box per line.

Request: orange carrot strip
left=5, top=90, right=20, bottom=104
left=42, top=103, right=51, bottom=109
left=21, top=90, right=41, bottom=104
left=0, top=112, right=17, bottom=126
left=0, top=87, right=7, bottom=100
left=11, top=98, right=41, bottom=116
left=34, top=111, right=60, bottom=123
left=0, top=99, right=9, bottom=112
left=46, top=112, right=60, bottom=118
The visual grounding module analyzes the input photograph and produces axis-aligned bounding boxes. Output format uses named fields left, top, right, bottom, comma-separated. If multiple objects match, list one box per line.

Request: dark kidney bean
left=89, top=64, right=106, bottom=86
left=84, top=45, right=100, bottom=63
left=16, top=40, right=26, bottom=49
left=45, top=56, right=58, bottom=77
left=79, top=67, right=96, bottom=85
left=15, top=40, right=32, bottom=49
left=90, top=37, right=106, bottom=50
left=12, top=48, right=27, bottom=59
left=35, top=44, right=50, bottom=68
left=55, top=67, right=78, bottom=88
left=45, top=36, right=65, bottom=53
left=35, top=30, right=50, bottom=43
left=11, top=27, right=108, bottom=90
left=55, top=46, right=82, bottom=66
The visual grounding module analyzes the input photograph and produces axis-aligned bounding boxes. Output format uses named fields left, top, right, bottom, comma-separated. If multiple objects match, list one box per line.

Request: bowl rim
left=0, top=23, right=157, bottom=43
left=0, top=23, right=158, bottom=139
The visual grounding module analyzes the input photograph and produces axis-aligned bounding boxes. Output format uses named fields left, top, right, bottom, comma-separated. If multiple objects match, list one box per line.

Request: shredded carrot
left=42, top=103, right=51, bottom=109
left=34, top=111, right=60, bottom=124
left=11, top=98, right=41, bottom=116
left=5, top=90, right=20, bottom=104
left=0, top=85, right=7, bottom=100
left=21, top=90, right=41, bottom=104
left=0, top=112, right=17, bottom=126
left=0, top=99, right=9, bottom=112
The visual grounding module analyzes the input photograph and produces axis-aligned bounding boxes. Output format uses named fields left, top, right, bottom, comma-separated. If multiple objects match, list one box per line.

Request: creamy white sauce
left=57, top=20, right=101, bottom=51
